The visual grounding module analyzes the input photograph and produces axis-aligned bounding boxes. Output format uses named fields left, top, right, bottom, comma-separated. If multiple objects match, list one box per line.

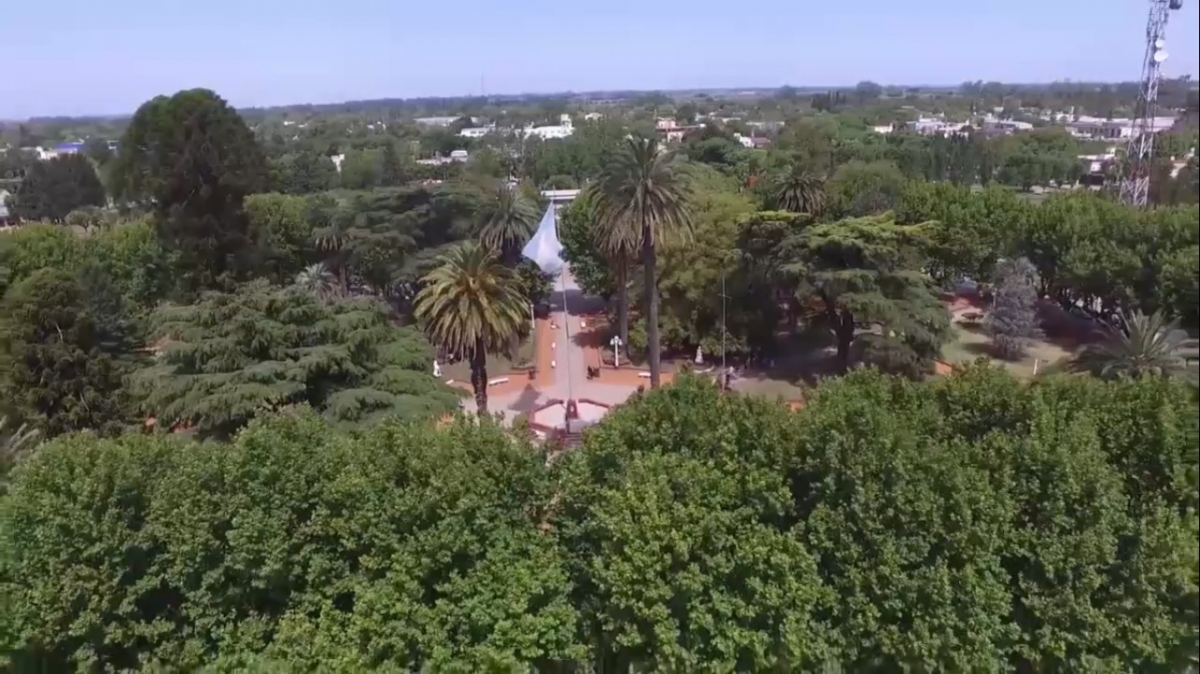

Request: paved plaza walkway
left=457, top=266, right=644, bottom=424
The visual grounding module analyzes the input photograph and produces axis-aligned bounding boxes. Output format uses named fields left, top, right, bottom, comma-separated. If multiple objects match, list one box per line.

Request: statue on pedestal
left=433, top=359, right=442, bottom=378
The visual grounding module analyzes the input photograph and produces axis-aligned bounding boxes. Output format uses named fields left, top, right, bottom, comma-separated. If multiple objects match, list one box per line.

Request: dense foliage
left=135, top=280, right=460, bottom=439
left=8, top=154, right=105, bottom=222
left=113, top=89, right=268, bottom=290
left=3, top=369, right=1196, bottom=670
left=2, top=83, right=1198, bottom=671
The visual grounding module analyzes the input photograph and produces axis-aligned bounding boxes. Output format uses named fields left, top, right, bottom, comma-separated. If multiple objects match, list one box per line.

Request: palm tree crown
left=293, top=263, right=337, bottom=300
left=772, top=161, right=825, bottom=216
left=1069, top=309, right=1189, bottom=380
left=477, top=182, right=538, bottom=263
left=590, top=136, right=694, bottom=387
left=413, top=242, right=528, bottom=414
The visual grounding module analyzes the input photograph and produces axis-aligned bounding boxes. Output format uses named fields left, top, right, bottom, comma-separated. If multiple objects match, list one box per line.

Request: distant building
left=416, top=150, right=470, bottom=166
left=541, top=189, right=580, bottom=211
left=871, top=124, right=894, bottom=135
left=523, top=114, right=574, bottom=140
left=414, top=116, right=461, bottom=127
left=458, top=125, right=495, bottom=139
left=583, top=112, right=604, bottom=121
left=1066, top=115, right=1177, bottom=140
left=981, top=117, right=1034, bottom=135
left=732, top=133, right=771, bottom=149
left=0, top=189, right=11, bottom=222
left=906, top=118, right=971, bottom=136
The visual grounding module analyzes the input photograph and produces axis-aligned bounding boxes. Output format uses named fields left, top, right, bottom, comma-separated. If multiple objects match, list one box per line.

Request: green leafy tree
left=823, top=159, right=907, bottom=219
left=784, top=214, right=951, bottom=375
left=558, top=191, right=615, bottom=300
left=590, top=136, right=694, bottom=387
left=134, top=280, right=459, bottom=438
left=0, top=268, right=141, bottom=438
left=413, top=242, right=527, bottom=414
left=244, top=192, right=315, bottom=284
left=556, top=377, right=833, bottom=671
left=10, top=154, right=106, bottom=222
left=1, top=410, right=581, bottom=671
left=112, top=88, right=268, bottom=291
left=339, top=149, right=382, bottom=189
left=279, top=149, right=336, bottom=195
left=379, top=141, right=406, bottom=186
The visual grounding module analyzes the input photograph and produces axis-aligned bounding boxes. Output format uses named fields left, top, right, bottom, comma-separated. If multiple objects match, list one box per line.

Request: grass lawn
left=941, top=324, right=1070, bottom=379
left=443, top=335, right=536, bottom=382
left=733, top=375, right=808, bottom=401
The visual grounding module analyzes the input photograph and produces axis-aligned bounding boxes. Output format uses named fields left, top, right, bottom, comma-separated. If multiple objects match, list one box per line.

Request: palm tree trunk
left=470, top=338, right=489, bottom=415
left=616, top=259, right=630, bottom=356
left=642, top=220, right=661, bottom=388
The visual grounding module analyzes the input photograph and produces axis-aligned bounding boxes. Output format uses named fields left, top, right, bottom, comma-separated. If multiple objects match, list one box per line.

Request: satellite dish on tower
left=1154, top=38, right=1165, bottom=48
left=1153, top=49, right=1169, bottom=63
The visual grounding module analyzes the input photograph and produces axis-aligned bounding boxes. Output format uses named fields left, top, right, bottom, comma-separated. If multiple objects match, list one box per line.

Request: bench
left=487, top=377, right=510, bottom=387
left=638, top=371, right=651, bottom=379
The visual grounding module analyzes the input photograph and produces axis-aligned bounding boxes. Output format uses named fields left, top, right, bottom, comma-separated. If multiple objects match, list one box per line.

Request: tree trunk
left=470, top=338, right=489, bottom=415
left=643, top=220, right=661, bottom=388
left=617, top=259, right=630, bottom=356
left=835, top=310, right=855, bottom=373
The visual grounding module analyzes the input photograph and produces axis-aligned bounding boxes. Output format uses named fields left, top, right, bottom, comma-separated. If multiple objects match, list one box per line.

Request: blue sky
left=4, top=0, right=1198, bottom=119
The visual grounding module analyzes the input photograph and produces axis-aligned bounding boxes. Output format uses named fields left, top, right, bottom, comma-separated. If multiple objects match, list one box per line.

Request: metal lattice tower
left=1119, top=0, right=1181, bottom=207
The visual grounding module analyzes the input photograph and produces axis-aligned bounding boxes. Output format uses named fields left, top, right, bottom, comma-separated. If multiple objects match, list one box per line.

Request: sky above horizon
left=4, top=0, right=1199, bottom=119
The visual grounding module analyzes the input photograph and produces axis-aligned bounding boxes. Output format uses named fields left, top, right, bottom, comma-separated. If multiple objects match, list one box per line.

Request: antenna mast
left=1119, top=0, right=1181, bottom=207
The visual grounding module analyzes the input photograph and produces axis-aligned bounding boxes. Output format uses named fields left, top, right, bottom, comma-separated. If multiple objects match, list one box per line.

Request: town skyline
left=5, top=0, right=1199, bottom=119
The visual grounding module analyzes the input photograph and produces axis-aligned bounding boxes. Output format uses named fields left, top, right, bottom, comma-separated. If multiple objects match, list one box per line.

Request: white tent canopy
left=521, top=206, right=564, bottom=275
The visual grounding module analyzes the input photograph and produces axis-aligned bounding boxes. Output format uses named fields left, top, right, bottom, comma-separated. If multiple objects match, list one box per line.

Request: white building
left=0, top=189, right=10, bottom=221
left=416, top=149, right=470, bottom=166
left=986, top=118, right=1034, bottom=132
left=414, top=116, right=460, bottom=127
left=1066, top=116, right=1177, bottom=141
left=871, top=124, right=894, bottom=135
left=458, top=125, right=496, bottom=139
left=541, top=189, right=580, bottom=211
left=1078, top=148, right=1118, bottom=175
left=523, top=114, right=574, bottom=140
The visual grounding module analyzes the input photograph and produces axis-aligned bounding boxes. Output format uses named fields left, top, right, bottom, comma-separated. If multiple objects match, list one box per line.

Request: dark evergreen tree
left=10, top=154, right=106, bottom=222
left=380, top=141, right=405, bottom=186
left=984, top=257, right=1043, bottom=359
left=0, top=267, right=141, bottom=437
left=133, top=280, right=460, bottom=439
left=112, top=89, right=268, bottom=291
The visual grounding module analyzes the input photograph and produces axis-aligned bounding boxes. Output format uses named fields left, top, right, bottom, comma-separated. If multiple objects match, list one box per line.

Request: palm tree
left=293, top=263, right=337, bottom=301
left=585, top=191, right=638, bottom=357
left=1068, top=309, right=1190, bottom=380
left=414, top=242, right=528, bottom=414
left=772, top=161, right=825, bottom=216
left=2, top=416, right=40, bottom=494
left=477, top=181, right=538, bottom=265
left=312, top=210, right=353, bottom=294
left=591, top=136, right=694, bottom=388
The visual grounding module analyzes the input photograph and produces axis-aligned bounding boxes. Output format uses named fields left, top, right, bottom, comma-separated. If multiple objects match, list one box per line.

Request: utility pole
left=720, top=272, right=729, bottom=388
